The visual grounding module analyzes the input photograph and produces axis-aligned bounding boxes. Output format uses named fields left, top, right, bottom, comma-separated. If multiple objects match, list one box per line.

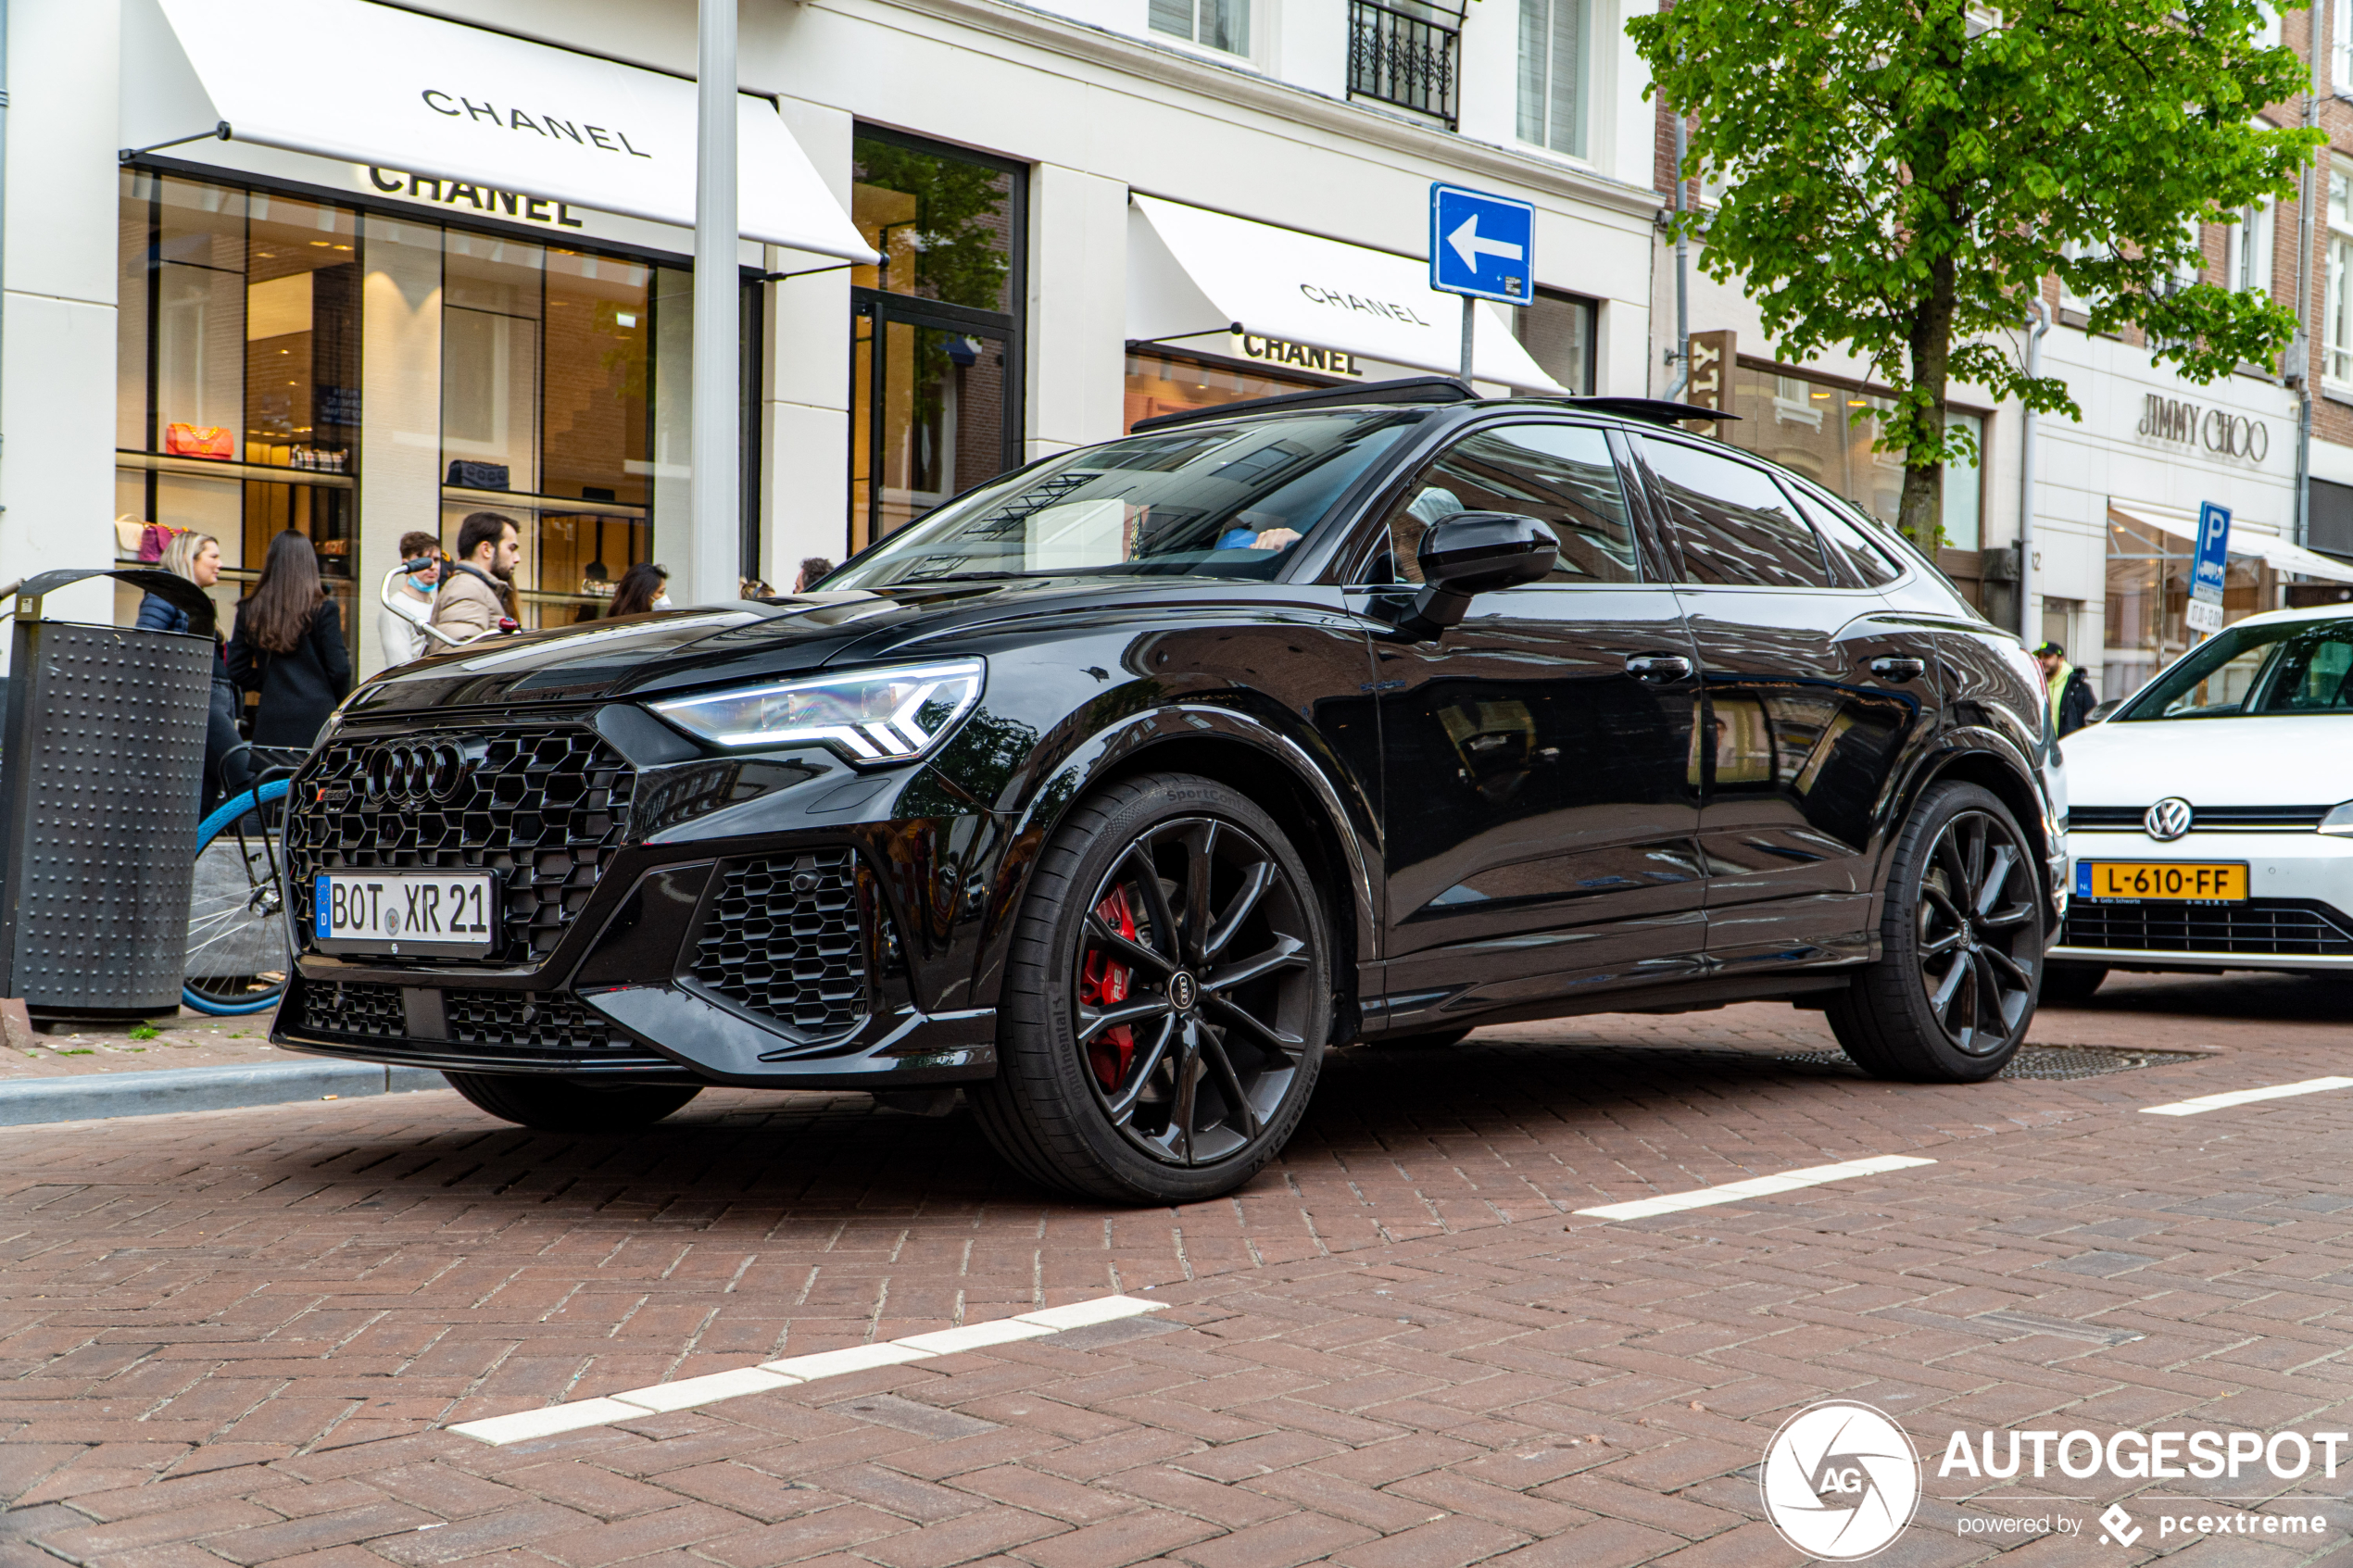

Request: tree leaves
left=1630, top=0, right=2322, bottom=545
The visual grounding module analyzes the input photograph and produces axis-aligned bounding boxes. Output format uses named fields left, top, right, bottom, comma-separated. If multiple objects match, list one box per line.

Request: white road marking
left=2140, top=1077, right=2353, bottom=1117
left=1574, top=1155, right=1937, bottom=1222
left=449, top=1295, right=1165, bottom=1446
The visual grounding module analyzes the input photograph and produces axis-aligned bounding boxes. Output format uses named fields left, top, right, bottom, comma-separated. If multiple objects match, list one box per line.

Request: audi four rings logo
left=2144, top=797, right=2194, bottom=842
left=364, top=740, right=471, bottom=803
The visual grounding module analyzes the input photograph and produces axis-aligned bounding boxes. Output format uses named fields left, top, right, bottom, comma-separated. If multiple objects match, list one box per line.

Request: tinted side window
left=1371, top=423, right=1640, bottom=585
left=1783, top=483, right=1902, bottom=588
left=1637, top=435, right=1831, bottom=588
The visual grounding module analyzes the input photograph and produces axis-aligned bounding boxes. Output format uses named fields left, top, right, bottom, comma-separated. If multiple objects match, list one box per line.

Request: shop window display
left=1122, top=350, right=1325, bottom=433
left=1718, top=361, right=1982, bottom=547
left=2104, top=513, right=2273, bottom=704
left=116, top=171, right=360, bottom=644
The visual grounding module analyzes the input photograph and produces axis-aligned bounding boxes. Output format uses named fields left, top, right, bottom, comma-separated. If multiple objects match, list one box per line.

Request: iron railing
left=1348, top=0, right=1460, bottom=128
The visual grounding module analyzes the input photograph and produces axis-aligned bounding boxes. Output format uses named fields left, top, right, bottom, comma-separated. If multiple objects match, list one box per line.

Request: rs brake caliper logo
left=1760, top=1401, right=1921, bottom=1560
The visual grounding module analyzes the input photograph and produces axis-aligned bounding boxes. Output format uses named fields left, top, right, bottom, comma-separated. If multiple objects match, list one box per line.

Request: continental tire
left=444, top=1072, right=701, bottom=1132
left=1827, top=781, right=2045, bottom=1083
left=969, top=772, right=1329, bottom=1203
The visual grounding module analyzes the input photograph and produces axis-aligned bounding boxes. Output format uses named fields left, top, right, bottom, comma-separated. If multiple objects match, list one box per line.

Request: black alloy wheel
left=973, top=773, right=1329, bottom=1202
left=1829, top=781, right=2045, bottom=1082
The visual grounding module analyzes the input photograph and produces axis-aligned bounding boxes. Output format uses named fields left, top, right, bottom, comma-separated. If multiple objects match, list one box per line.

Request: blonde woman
left=137, top=530, right=245, bottom=810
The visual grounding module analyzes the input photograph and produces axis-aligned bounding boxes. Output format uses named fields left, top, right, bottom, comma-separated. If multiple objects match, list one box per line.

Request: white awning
left=121, top=0, right=877, bottom=263
left=2109, top=502, right=2353, bottom=584
left=1126, top=195, right=1567, bottom=394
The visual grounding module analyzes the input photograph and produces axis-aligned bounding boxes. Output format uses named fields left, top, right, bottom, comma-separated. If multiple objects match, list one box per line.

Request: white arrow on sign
left=1447, top=213, right=1525, bottom=271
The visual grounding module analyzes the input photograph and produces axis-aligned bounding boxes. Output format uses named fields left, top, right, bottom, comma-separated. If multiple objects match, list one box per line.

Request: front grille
left=2063, top=898, right=2353, bottom=957
left=691, top=849, right=868, bottom=1035
left=445, top=988, right=643, bottom=1054
left=299, top=980, right=406, bottom=1040
left=285, top=723, right=635, bottom=965
left=2070, top=805, right=2327, bottom=833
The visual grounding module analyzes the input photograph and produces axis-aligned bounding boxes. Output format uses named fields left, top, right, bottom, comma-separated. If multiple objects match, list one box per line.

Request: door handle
left=1625, top=653, right=1694, bottom=683
left=1869, top=656, right=1928, bottom=683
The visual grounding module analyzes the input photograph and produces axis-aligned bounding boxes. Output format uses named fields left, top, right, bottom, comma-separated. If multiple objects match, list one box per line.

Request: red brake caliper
left=1080, top=885, right=1139, bottom=1091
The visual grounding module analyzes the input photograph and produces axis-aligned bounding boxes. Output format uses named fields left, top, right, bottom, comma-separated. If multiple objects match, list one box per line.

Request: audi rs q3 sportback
left=273, top=379, right=2063, bottom=1204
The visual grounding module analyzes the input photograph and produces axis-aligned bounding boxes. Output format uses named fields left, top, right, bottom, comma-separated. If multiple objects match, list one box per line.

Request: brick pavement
left=3, top=973, right=2352, bottom=1565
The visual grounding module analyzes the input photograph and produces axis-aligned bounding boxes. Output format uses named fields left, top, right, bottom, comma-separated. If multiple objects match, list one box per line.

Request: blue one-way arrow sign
left=1429, top=183, right=1535, bottom=306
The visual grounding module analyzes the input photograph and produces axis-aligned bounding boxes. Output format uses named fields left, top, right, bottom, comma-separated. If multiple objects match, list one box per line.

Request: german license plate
left=2074, top=861, right=2248, bottom=902
left=314, top=872, right=497, bottom=955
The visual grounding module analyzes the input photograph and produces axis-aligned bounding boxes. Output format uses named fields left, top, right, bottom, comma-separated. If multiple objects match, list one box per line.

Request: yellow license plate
left=2078, top=861, right=2248, bottom=902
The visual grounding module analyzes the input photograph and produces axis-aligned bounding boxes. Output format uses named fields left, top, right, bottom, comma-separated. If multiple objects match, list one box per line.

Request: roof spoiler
left=1126, top=376, right=1742, bottom=433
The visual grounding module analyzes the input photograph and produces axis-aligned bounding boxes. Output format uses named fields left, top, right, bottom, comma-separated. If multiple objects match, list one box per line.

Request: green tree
left=1630, top=0, right=2322, bottom=546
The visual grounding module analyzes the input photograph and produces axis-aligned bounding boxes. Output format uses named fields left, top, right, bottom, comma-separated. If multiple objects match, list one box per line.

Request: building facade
left=4, top=0, right=1671, bottom=683
left=1648, top=0, right=2353, bottom=710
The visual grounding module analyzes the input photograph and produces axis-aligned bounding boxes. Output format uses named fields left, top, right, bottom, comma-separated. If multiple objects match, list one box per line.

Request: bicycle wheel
left=184, top=778, right=294, bottom=1016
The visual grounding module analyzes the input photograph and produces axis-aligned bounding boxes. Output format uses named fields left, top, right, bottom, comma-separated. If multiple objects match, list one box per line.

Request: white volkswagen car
left=2048, top=605, right=2353, bottom=1000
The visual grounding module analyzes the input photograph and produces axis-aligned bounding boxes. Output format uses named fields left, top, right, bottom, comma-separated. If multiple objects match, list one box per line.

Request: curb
left=0, top=1060, right=447, bottom=1126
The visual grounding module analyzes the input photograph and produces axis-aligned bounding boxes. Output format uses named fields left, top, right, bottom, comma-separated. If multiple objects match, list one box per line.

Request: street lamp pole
left=691, top=0, right=740, bottom=605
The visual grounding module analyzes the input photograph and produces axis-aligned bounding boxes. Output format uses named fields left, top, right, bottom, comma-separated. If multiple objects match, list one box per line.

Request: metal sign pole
left=691, top=0, right=740, bottom=607
left=1460, top=295, right=1475, bottom=382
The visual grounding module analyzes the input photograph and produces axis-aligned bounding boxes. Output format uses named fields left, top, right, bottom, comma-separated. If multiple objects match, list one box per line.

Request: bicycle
left=183, top=745, right=307, bottom=1016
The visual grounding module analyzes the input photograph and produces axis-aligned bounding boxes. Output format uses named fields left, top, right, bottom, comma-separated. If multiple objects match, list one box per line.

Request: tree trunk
left=1897, top=256, right=1958, bottom=551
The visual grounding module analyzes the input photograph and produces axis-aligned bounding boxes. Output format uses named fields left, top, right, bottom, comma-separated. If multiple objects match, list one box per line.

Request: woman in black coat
left=138, top=530, right=248, bottom=811
left=225, top=531, right=352, bottom=750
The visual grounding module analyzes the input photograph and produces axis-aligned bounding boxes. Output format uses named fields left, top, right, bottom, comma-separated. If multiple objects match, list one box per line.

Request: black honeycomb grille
left=2063, top=898, right=2353, bottom=957
left=444, top=988, right=643, bottom=1054
left=299, top=980, right=406, bottom=1041
left=692, top=849, right=868, bottom=1035
left=285, top=725, right=635, bottom=965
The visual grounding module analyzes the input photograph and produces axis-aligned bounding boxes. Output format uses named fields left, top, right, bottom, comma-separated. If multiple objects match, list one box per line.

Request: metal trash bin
left=0, top=568, right=218, bottom=1021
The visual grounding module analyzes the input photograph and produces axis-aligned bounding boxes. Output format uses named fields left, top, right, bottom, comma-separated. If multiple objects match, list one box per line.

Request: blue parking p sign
left=1428, top=184, right=1535, bottom=306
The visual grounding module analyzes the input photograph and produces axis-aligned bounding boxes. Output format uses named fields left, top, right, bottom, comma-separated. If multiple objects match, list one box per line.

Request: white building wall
left=4, top=0, right=127, bottom=641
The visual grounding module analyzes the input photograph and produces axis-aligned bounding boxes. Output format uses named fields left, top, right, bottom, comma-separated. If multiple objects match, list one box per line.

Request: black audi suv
left=274, top=378, right=2062, bottom=1204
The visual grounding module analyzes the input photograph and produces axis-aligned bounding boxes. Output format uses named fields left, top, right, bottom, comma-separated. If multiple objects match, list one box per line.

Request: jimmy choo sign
left=2136, top=393, right=2271, bottom=463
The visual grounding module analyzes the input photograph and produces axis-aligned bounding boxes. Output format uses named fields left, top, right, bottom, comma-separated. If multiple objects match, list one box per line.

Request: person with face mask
left=609, top=562, right=671, bottom=616
left=379, top=530, right=443, bottom=667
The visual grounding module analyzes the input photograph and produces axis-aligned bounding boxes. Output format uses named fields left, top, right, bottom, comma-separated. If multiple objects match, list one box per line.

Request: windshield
left=2118, top=618, right=2353, bottom=720
left=828, top=410, right=1425, bottom=588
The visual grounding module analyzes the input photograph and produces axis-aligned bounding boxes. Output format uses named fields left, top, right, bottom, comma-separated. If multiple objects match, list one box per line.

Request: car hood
left=338, top=576, right=1338, bottom=716
left=2063, top=714, right=2353, bottom=808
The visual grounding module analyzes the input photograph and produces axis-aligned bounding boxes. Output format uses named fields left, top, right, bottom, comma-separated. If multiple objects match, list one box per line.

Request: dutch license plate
left=314, top=872, right=497, bottom=955
left=2074, top=861, right=2248, bottom=903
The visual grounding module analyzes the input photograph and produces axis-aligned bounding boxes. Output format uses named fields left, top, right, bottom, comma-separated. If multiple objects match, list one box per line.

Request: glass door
left=850, top=291, right=1017, bottom=553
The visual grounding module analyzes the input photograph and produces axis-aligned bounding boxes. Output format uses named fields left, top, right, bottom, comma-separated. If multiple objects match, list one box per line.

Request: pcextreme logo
left=1759, top=1401, right=1921, bottom=1560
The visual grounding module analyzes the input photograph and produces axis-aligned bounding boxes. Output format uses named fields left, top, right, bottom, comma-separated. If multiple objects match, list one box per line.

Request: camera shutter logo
left=1759, top=1401, right=1920, bottom=1560
left=2144, top=797, right=2194, bottom=843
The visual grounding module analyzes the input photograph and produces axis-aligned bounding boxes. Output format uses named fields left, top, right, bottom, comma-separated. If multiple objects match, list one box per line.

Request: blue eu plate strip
left=2073, top=860, right=2091, bottom=897
left=315, top=875, right=331, bottom=940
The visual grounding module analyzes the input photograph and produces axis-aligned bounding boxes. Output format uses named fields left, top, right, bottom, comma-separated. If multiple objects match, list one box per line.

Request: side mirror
left=1409, top=512, right=1558, bottom=633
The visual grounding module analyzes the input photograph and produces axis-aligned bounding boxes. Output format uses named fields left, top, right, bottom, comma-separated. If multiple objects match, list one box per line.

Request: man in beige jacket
left=430, top=510, right=522, bottom=643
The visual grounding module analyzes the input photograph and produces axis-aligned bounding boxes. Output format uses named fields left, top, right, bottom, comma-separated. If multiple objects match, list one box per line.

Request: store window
left=1513, top=289, right=1596, bottom=395
left=1151, top=0, right=1250, bottom=55
left=1123, top=350, right=1327, bottom=432
left=849, top=131, right=1026, bottom=556
left=116, top=171, right=361, bottom=641
left=1516, top=0, right=1588, bottom=157
left=2104, top=513, right=2274, bottom=704
left=1717, top=361, right=1982, bottom=546
left=434, top=232, right=686, bottom=625
left=2327, top=170, right=2353, bottom=385
left=2227, top=196, right=2274, bottom=297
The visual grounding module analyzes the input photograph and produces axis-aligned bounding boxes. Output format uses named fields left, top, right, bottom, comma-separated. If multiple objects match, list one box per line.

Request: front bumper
left=270, top=707, right=1010, bottom=1089
left=2051, top=829, right=2353, bottom=971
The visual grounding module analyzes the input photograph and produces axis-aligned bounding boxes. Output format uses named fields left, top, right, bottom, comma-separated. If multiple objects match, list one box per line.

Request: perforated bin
left=0, top=568, right=219, bottom=1019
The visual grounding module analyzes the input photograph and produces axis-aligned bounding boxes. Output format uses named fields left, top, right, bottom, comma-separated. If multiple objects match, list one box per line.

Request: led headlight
left=650, top=660, right=984, bottom=764
left=2321, top=801, right=2353, bottom=836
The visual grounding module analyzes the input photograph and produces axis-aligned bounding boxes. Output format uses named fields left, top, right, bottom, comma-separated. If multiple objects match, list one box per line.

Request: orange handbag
left=164, top=422, right=234, bottom=459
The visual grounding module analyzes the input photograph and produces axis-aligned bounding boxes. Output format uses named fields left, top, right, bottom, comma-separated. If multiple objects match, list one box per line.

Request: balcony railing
left=1348, top=0, right=1460, bottom=129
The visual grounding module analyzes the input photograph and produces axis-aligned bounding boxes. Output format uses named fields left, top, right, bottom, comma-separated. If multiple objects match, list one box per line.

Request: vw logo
left=363, top=739, right=470, bottom=805
left=1759, top=1400, right=1919, bottom=1560
left=2144, top=797, right=2194, bottom=842
left=1168, top=971, right=1199, bottom=1011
